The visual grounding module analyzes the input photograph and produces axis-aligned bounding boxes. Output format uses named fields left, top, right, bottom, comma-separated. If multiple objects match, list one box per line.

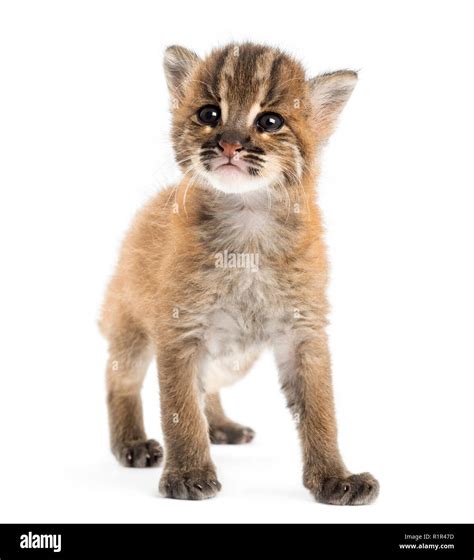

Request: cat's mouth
left=210, top=157, right=250, bottom=176
left=200, top=151, right=270, bottom=194
left=214, top=164, right=247, bottom=178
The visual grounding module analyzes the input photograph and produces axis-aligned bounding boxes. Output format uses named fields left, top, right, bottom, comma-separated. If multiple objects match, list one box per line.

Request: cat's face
left=164, top=44, right=357, bottom=195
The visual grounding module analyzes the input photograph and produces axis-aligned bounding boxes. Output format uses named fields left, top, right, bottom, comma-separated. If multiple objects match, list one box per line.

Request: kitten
left=100, top=43, right=379, bottom=505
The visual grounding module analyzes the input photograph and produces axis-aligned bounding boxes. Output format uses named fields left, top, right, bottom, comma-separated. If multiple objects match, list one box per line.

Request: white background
left=1, top=0, right=473, bottom=523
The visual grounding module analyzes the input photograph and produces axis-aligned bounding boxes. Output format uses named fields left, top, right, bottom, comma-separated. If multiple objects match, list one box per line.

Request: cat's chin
left=204, top=168, right=270, bottom=195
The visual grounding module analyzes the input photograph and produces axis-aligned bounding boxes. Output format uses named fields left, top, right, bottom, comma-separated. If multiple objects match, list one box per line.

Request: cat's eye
left=255, top=112, right=284, bottom=132
left=197, top=105, right=221, bottom=126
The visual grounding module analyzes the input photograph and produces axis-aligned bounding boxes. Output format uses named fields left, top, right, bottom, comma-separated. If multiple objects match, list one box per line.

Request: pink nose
left=219, top=140, right=242, bottom=158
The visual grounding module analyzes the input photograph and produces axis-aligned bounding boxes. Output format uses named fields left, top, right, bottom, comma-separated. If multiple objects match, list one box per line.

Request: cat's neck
left=177, top=177, right=319, bottom=257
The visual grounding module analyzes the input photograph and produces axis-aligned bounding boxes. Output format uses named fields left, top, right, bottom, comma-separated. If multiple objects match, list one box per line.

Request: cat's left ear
left=164, top=45, right=200, bottom=102
left=308, top=70, right=358, bottom=137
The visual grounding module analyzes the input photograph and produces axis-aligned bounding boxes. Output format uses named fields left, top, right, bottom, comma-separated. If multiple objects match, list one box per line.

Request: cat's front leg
left=274, top=328, right=379, bottom=505
left=156, top=337, right=221, bottom=500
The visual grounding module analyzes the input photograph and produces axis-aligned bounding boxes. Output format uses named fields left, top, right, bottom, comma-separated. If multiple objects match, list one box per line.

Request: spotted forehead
left=197, top=44, right=306, bottom=123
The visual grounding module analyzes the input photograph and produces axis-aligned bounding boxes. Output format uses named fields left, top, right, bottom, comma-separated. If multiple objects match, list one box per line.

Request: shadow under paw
left=115, top=439, right=163, bottom=468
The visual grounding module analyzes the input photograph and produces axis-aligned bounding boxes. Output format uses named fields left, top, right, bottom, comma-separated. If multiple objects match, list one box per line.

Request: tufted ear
left=163, top=45, right=200, bottom=103
left=308, top=70, right=358, bottom=137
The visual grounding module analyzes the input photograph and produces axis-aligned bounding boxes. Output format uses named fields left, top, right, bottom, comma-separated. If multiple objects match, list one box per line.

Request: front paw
left=159, top=467, right=222, bottom=500
left=312, top=472, right=379, bottom=505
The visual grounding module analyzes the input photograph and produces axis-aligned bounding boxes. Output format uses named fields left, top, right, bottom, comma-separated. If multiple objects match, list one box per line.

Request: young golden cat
left=100, top=43, right=379, bottom=505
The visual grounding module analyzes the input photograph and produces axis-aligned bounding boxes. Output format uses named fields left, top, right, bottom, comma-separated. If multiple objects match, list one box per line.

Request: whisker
left=174, top=155, right=194, bottom=167
left=274, top=178, right=291, bottom=224
left=271, top=153, right=311, bottom=216
left=162, top=185, right=178, bottom=210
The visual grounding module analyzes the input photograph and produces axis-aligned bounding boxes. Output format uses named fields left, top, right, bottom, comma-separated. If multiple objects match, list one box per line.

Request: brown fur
left=100, top=43, right=379, bottom=504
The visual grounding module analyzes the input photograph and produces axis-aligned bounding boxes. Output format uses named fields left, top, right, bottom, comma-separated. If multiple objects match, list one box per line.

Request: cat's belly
left=200, top=308, right=266, bottom=393
left=200, top=349, right=261, bottom=393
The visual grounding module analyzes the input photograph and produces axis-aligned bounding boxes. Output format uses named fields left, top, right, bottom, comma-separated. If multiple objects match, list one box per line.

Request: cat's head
left=164, top=43, right=357, bottom=194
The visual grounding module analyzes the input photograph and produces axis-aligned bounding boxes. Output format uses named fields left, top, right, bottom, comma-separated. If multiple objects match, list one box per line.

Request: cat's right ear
left=164, top=45, right=200, bottom=104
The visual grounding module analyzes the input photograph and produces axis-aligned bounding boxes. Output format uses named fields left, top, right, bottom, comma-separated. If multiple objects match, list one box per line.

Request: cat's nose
left=218, top=139, right=243, bottom=158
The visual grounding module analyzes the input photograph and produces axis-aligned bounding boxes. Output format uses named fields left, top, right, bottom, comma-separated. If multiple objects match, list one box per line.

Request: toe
left=146, top=439, right=164, bottom=466
left=240, top=427, right=255, bottom=443
left=316, top=472, right=379, bottom=505
left=160, top=470, right=221, bottom=500
left=210, top=424, right=255, bottom=444
left=116, top=439, right=163, bottom=468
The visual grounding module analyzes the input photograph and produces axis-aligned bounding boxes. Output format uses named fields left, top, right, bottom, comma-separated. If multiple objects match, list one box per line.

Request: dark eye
left=197, top=105, right=221, bottom=126
left=255, top=112, right=284, bottom=132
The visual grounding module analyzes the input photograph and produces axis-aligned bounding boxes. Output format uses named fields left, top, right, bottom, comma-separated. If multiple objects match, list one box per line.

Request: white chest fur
left=198, top=192, right=289, bottom=393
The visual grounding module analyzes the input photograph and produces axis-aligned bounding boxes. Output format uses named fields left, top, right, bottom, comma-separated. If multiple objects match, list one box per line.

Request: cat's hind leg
left=205, top=393, right=255, bottom=444
left=104, top=319, right=163, bottom=467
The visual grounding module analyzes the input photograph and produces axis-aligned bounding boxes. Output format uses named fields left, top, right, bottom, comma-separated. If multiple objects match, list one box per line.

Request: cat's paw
left=313, top=472, right=379, bottom=505
left=115, top=439, right=163, bottom=468
left=159, top=468, right=222, bottom=500
left=209, top=423, right=255, bottom=444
